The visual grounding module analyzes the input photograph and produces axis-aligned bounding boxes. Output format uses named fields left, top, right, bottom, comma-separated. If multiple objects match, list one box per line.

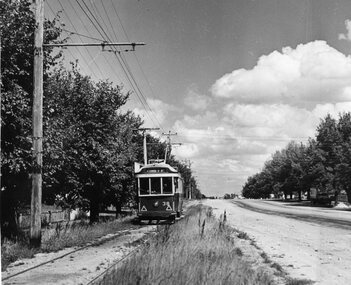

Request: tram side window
left=178, top=179, right=183, bottom=194
left=174, top=177, right=178, bottom=192
left=162, top=177, right=172, bottom=194
left=139, top=178, right=149, bottom=195
left=151, top=177, right=161, bottom=194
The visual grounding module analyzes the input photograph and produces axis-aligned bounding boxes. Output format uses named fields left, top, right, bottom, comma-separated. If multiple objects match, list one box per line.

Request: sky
left=45, top=0, right=351, bottom=197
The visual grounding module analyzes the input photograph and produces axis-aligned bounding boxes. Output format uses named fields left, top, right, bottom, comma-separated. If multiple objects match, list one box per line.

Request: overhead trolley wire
left=65, top=0, right=123, bottom=83
left=76, top=0, right=164, bottom=131
left=53, top=0, right=105, bottom=79
left=76, top=0, right=151, bottom=106
left=109, top=0, right=165, bottom=107
left=101, top=0, right=120, bottom=44
left=94, top=1, right=165, bottom=131
left=106, top=0, right=166, bottom=130
left=61, top=28, right=104, bottom=42
left=46, top=1, right=100, bottom=78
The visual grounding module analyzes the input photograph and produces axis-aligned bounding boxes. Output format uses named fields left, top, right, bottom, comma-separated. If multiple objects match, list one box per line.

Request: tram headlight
left=153, top=201, right=159, bottom=208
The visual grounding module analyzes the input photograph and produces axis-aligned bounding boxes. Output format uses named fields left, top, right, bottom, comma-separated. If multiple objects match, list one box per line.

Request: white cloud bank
left=211, top=41, right=351, bottom=106
left=184, top=85, right=211, bottom=111
left=133, top=98, right=178, bottom=127
left=173, top=41, right=351, bottom=196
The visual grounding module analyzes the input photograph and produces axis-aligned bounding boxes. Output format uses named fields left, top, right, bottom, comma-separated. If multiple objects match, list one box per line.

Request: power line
left=63, top=0, right=124, bottom=83
left=109, top=0, right=164, bottom=107
left=76, top=0, right=165, bottom=131
left=53, top=0, right=105, bottom=78
left=61, top=28, right=104, bottom=41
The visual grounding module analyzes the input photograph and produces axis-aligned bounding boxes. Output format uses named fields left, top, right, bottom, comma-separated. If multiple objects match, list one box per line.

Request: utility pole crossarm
left=43, top=42, right=145, bottom=47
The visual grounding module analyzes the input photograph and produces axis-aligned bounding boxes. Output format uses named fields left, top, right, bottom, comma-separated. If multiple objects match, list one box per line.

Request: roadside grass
left=100, top=205, right=275, bottom=285
left=1, top=217, right=136, bottom=271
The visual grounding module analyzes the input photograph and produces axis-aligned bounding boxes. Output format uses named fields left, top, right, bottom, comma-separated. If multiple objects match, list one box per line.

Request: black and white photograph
left=1, top=0, right=351, bottom=284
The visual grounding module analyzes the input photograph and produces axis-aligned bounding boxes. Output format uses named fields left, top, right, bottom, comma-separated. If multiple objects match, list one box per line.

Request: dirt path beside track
left=203, top=199, right=351, bottom=285
left=2, top=226, right=156, bottom=285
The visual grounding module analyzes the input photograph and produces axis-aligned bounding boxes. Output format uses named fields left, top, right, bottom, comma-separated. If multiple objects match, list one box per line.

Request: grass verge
left=1, top=217, right=137, bottom=271
left=99, top=205, right=275, bottom=285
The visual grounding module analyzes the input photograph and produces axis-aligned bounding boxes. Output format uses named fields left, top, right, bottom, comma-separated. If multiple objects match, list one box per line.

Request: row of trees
left=1, top=1, right=200, bottom=239
left=242, top=113, right=351, bottom=203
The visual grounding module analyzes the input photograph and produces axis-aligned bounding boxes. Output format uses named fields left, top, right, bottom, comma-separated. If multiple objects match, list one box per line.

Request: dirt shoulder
left=203, top=199, right=351, bottom=285
left=2, top=226, right=156, bottom=285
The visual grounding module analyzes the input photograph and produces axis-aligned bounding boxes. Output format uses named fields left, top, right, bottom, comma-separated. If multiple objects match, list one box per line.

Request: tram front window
left=139, top=178, right=149, bottom=195
left=150, top=177, right=161, bottom=194
left=162, top=177, right=172, bottom=194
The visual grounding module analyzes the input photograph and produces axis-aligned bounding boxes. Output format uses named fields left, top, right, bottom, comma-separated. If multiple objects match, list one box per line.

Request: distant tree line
left=1, top=1, right=200, bottom=239
left=242, top=113, right=351, bottom=203
left=223, top=193, right=237, bottom=199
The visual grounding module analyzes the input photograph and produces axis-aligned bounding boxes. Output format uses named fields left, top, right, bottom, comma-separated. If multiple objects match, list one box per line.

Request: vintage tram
left=135, top=160, right=183, bottom=223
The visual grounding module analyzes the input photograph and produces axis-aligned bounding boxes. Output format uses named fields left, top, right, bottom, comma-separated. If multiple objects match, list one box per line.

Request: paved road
left=203, top=199, right=351, bottom=285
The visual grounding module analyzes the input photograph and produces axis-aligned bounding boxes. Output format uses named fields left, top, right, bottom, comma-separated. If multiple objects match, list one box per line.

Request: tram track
left=2, top=217, right=185, bottom=285
left=2, top=226, right=153, bottom=284
left=85, top=240, right=144, bottom=285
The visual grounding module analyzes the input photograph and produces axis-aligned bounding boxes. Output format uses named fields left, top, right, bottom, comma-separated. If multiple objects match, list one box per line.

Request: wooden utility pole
left=1, top=36, right=2, bottom=173
left=29, top=1, right=145, bottom=246
left=162, top=131, right=177, bottom=163
left=184, top=159, right=192, bottom=199
left=31, top=0, right=44, bottom=247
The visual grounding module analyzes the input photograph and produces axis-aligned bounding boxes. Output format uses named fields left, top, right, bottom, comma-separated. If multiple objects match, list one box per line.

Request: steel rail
left=85, top=218, right=184, bottom=284
left=2, top=229, right=133, bottom=281
left=85, top=242, right=145, bottom=285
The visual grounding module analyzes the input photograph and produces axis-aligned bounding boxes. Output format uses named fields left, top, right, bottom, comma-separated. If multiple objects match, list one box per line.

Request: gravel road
left=203, top=199, right=351, bottom=285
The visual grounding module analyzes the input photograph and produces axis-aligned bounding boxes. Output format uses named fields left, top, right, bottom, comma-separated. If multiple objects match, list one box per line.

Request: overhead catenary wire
left=61, top=28, right=104, bottom=42
left=74, top=0, right=146, bottom=95
left=75, top=0, right=164, bottom=131
left=108, top=0, right=163, bottom=105
left=49, top=0, right=105, bottom=79
left=46, top=1, right=92, bottom=76
left=63, top=0, right=124, bottom=83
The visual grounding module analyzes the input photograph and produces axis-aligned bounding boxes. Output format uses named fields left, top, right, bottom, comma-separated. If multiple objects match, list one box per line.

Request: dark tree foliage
left=242, top=113, right=351, bottom=203
left=166, top=156, right=200, bottom=199
left=1, top=0, right=63, bottom=239
left=1, top=0, right=201, bottom=238
left=43, top=66, right=142, bottom=223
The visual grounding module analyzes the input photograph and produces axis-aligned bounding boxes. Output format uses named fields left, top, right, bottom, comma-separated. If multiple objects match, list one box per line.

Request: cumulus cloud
left=223, top=103, right=317, bottom=138
left=133, top=98, right=178, bottom=127
left=210, top=41, right=351, bottom=106
left=339, top=19, right=351, bottom=41
left=312, top=102, right=351, bottom=119
left=172, top=143, right=199, bottom=158
left=184, top=85, right=211, bottom=111
left=171, top=41, right=351, bottom=196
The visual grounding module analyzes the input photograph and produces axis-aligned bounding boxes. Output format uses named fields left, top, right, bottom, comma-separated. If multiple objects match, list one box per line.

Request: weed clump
left=100, top=205, right=274, bottom=285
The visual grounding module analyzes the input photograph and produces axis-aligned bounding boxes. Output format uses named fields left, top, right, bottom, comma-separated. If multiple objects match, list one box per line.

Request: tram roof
left=135, top=162, right=178, bottom=174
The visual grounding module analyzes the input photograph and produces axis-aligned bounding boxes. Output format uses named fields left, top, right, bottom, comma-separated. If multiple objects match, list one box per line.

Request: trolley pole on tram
left=134, top=128, right=160, bottom=165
